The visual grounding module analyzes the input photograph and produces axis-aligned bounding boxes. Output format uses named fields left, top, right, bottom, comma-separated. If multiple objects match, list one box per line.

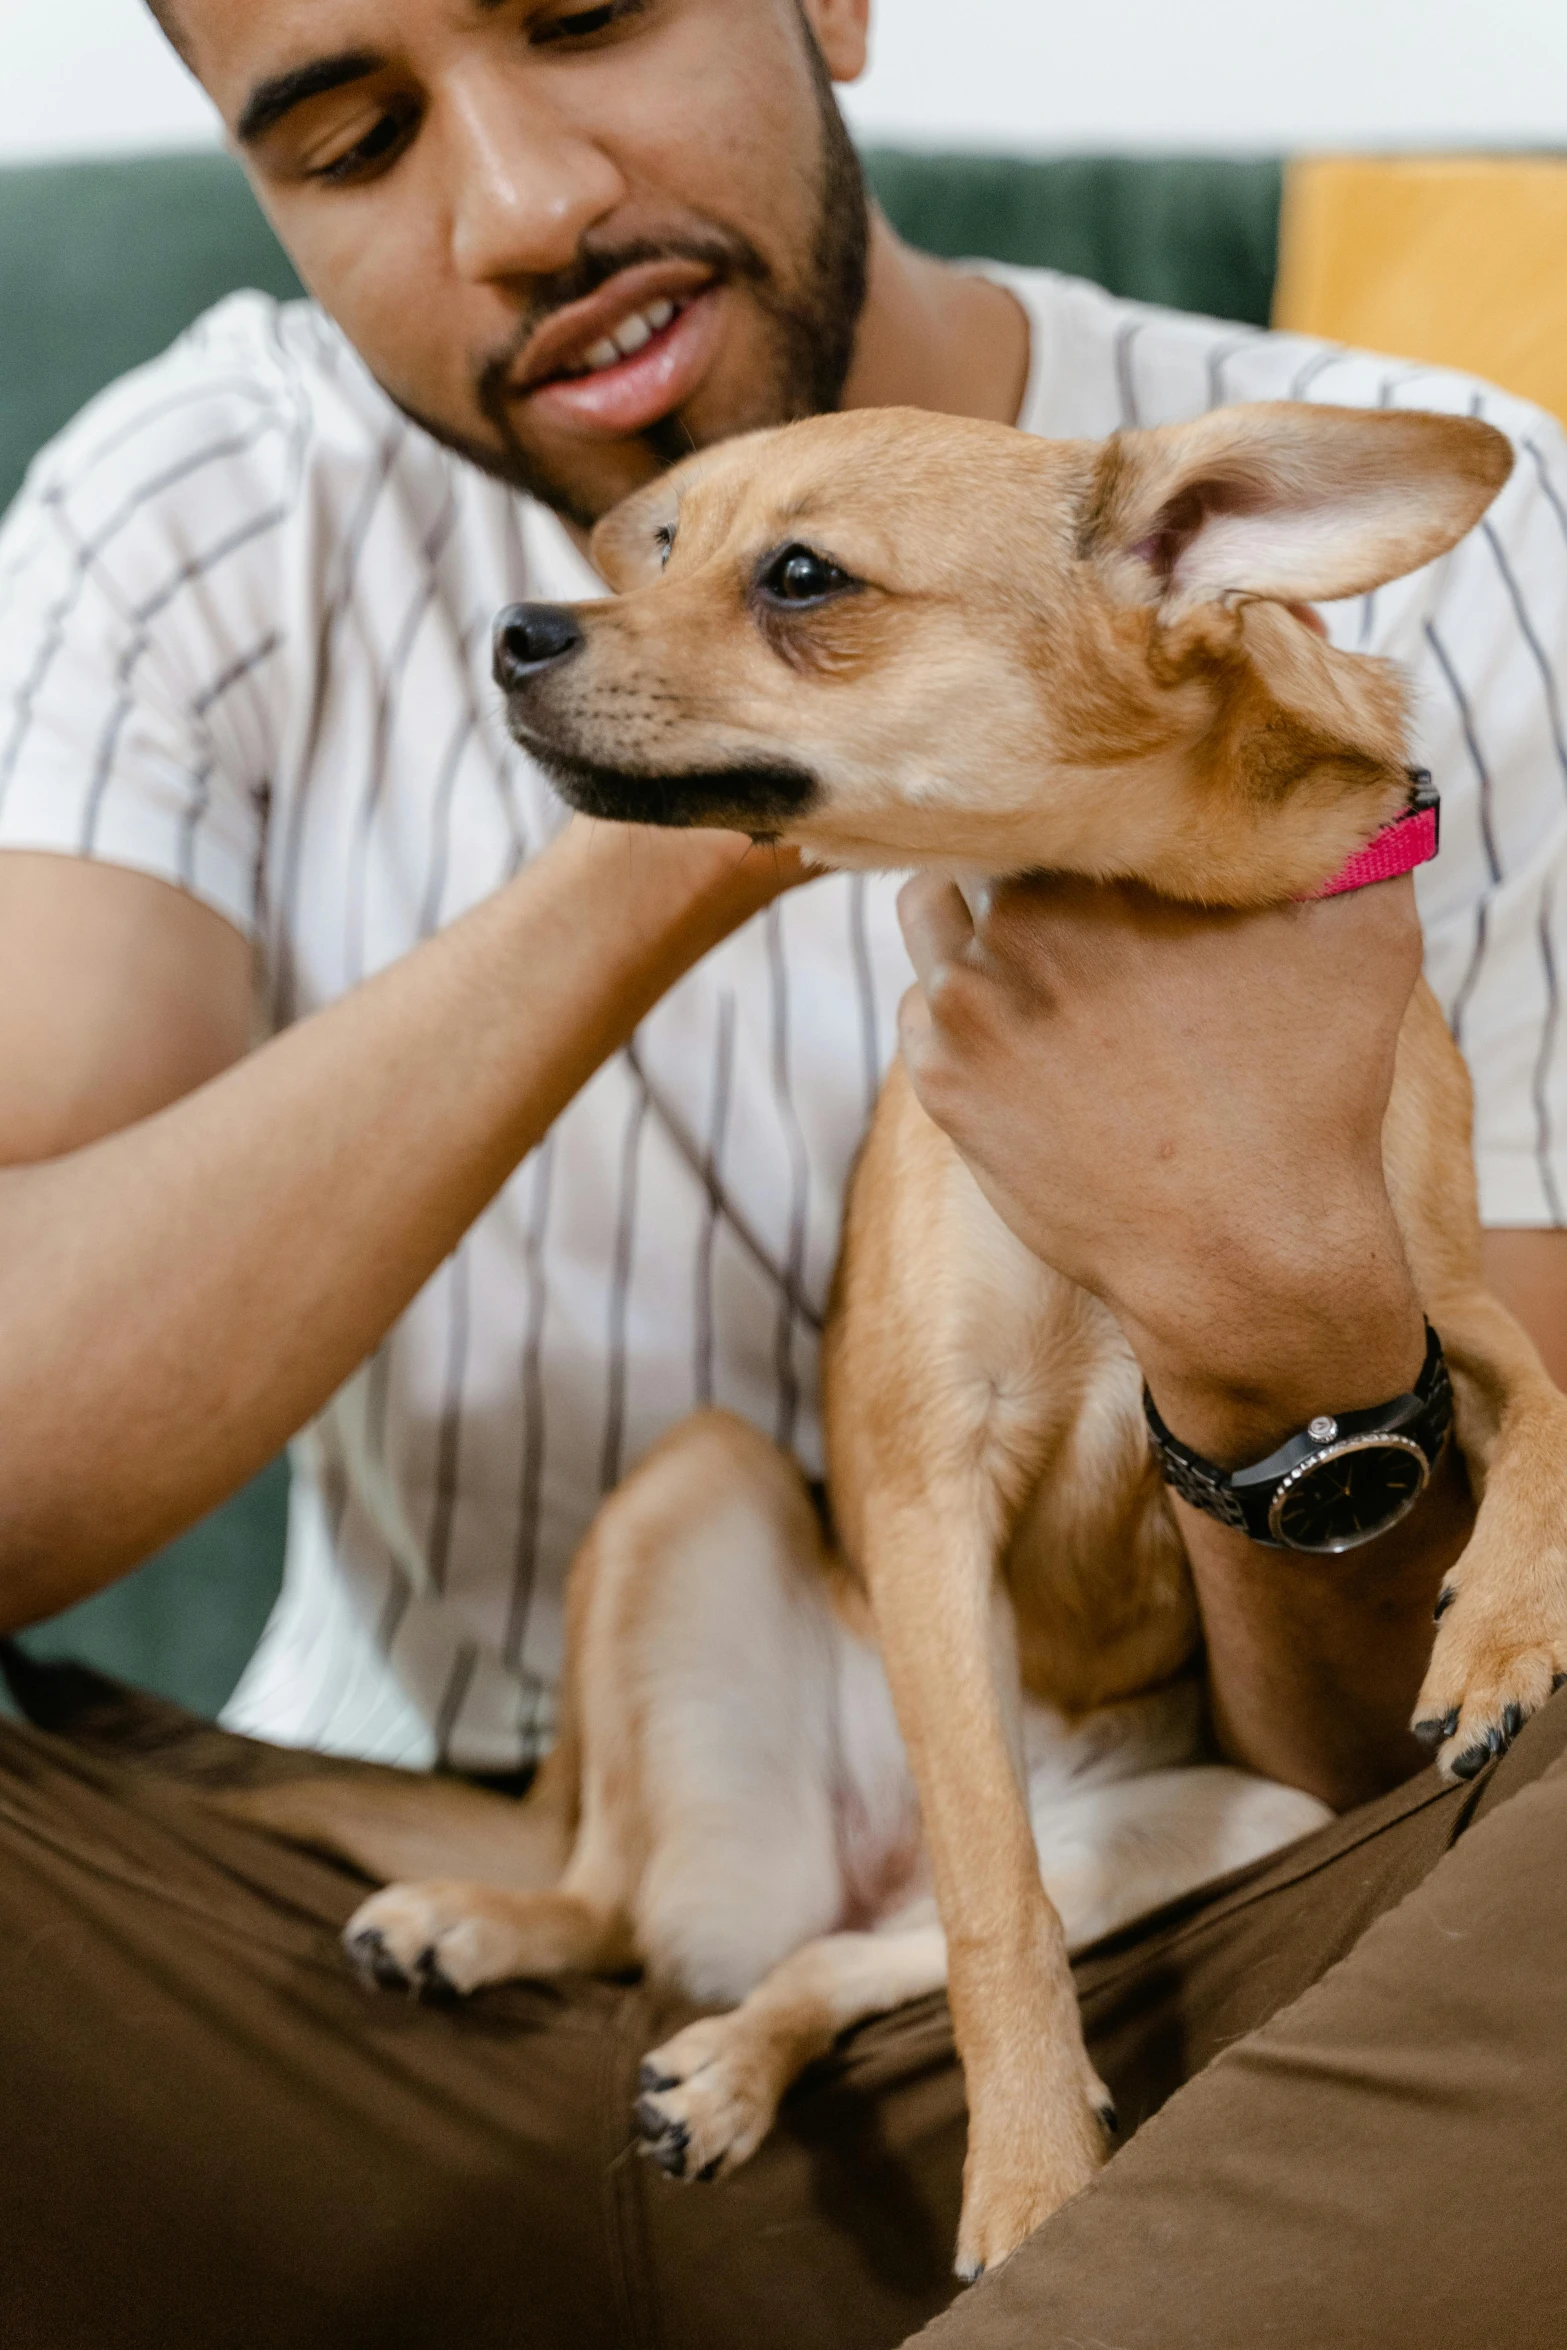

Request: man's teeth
left=578, top=297, right=680, bottom=374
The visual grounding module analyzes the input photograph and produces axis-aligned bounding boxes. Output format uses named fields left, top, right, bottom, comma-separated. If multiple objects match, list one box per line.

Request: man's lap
left=2, top=1694, right=1563, bottom=2350
left=923, top=1695, right=1567, bottom=2346
left=0, top=1721, right=964, bottom=2348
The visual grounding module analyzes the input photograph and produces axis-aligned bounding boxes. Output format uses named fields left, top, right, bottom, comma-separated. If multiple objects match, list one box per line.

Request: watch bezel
left=1265, top=1432, right=1432, bottom=1554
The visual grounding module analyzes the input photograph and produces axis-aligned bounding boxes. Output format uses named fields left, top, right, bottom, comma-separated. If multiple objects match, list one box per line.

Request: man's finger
left=897, top=874, right=975, bottom=988
left=897, top=980, right=933, bottom=1066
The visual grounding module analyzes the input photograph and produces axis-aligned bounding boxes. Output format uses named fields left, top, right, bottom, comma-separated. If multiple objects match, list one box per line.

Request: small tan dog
left=251, top=401, right=1567, bottom=2278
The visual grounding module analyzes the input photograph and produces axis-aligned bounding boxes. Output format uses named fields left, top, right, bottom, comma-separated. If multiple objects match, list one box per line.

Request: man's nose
left=493, top=604, right=585, bottom=689
left=446, top=63, right=625, bottom=285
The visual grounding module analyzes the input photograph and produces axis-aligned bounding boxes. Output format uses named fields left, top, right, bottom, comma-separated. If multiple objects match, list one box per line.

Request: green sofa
left=0, top=149, right=1283, bottom=515
left=0, top=145, right=1285, bottom=1715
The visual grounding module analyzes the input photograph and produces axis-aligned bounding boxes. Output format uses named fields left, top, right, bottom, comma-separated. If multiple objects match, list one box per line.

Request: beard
left=391, top=27, right=870, bottom=528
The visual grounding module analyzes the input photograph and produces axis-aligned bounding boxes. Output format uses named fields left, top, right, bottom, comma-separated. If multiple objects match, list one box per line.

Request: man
left=1, top=2, right=1565, bottom=2343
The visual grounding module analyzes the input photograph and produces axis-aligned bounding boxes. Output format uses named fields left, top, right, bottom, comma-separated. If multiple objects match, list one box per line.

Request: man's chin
left=378, top=387, right=658, bottom=532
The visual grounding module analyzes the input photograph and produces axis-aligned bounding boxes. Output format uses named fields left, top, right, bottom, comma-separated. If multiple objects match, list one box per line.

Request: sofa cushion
left=0, top=152, right=303, bottom=519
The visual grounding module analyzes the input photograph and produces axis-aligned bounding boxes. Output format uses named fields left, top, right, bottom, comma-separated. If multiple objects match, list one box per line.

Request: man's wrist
left=1123, top=1207, right=1428, bottom=1469
left=550, top=815, right=802, bottom=950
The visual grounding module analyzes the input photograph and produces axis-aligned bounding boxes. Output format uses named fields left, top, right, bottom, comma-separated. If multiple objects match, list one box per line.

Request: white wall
left=1, top=0, right=219, bottom=160
left=848, top=0, right=1567, bottom=153
left=3, top=0, right=1566, bottom=166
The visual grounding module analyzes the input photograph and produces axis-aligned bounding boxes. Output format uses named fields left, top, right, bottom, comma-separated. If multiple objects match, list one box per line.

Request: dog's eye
left=655, top=524, right=675, bottom=570
left=759, top=545, right=855, bottom=605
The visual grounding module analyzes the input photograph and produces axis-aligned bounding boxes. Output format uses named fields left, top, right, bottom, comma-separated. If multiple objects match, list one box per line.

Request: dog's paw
left=953, top=2062, right=1115, bottom=2282
left=1413, top=1581, right=1567, bottom=1783
left=633, top=2013, right=784, bottom=2184
left=343, top=1879, right=529, bottom=1999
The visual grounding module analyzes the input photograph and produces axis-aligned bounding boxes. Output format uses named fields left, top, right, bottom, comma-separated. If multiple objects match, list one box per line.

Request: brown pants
left=3, top=1691, right=1566, bottom=2350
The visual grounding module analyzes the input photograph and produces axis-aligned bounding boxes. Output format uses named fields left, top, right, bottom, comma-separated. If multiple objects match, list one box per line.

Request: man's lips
left=510, top=260, right=726, bottom=441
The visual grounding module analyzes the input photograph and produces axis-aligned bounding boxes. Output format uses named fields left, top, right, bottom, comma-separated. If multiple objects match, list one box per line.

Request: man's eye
left=532, top=1, right=642, bottom=46
left=315, top=106, right=419, bottom=186
left=759, top=546, right=857, bottom=605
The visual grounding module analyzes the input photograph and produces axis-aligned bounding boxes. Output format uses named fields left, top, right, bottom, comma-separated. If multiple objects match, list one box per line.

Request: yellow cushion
left=1274, top=155, right=1567, bottom=427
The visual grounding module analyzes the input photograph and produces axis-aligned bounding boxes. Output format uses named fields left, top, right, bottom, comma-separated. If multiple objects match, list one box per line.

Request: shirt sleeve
left=0, top=339, right=298, bottom=938
left=1384, top=396, right=1567, bottom=1228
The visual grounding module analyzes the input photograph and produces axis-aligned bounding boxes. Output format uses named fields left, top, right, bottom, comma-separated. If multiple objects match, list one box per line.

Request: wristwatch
left=1143, top=1323, right=1453, bottom=1554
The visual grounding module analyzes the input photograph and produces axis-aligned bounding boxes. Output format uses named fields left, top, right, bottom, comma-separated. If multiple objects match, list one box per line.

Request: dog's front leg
left=860, top=1486, right=1114, bottom=2278
left=1385, top=989, right=1567, bottom=1771
left=1410, top=1290, right=1567, bottom=1773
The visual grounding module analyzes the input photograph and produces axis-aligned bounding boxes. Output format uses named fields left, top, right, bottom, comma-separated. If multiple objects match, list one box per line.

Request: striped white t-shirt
left=2, top=267, right=1565, bottom=1771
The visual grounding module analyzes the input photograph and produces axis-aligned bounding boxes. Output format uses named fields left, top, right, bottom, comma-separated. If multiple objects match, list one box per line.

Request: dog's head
left=496, top=401, right=1511, bottom=901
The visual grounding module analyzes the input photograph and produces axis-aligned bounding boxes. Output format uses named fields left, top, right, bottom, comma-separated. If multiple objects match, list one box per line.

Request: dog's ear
left=1085, top=401, right=1513, bottom=616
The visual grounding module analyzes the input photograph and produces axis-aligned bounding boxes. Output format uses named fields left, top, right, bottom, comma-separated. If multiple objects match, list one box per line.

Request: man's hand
left=567, top=815, right=811, bottom=938
left=897, top=869, right=1429, bottom=1462
left=896, top=867, right=1467, bottom=1807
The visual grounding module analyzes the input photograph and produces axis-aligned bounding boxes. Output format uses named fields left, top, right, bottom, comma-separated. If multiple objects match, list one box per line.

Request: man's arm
left=896, top=868, right=1482, bottom=1812
left=0, top=855, right=256, bottom=1163
left=0, top=830, right=797, bottom=1631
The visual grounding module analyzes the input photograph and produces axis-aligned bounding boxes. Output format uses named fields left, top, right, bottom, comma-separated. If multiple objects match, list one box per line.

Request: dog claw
left=1450, top=1725, right=1507, bottom=1780
left=346, top=1928, right=411, bottom=1993
left=635, top=2101, right=691, bottom=2179
left=1502, top=1702, right=1524, bottom=1742
left=638, top=2062, right=681, bottom=2094
left=1433, top=1585, right=1458, bottom=1622
left=412, top=1946, right=459, bottom=2005
left=1413, top=1709, right=1460, bottom=1752
left=344, top=1923, right=465, bottom=2003
left=633, top=2092, right=694, bottom=2180
left=1096, top=2100, right=1119, bottom=2139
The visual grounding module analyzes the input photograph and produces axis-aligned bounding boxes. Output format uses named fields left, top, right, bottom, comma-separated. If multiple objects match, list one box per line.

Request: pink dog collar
left=1307, top=770, right=1441, bottom=900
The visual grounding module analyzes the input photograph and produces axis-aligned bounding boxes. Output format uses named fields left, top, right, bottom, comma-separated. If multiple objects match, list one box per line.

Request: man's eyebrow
left=236, top=52, right=385, bottom=147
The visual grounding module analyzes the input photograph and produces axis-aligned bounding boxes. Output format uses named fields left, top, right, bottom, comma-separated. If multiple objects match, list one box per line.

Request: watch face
left=1268, top=1435, right=1430, bottom=1554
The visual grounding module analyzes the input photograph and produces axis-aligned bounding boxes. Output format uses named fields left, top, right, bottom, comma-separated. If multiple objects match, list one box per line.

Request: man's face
left=177, top=0, right=871, bottom=527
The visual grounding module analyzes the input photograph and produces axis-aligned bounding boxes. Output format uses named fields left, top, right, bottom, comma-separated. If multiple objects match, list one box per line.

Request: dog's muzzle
left=493, top=603, right=584, bottom=692
left=491, top=597, right=821, bottom=838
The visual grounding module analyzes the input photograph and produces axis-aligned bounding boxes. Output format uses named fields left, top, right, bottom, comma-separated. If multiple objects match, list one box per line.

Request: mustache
left=475, top=227, right=772, bottom=422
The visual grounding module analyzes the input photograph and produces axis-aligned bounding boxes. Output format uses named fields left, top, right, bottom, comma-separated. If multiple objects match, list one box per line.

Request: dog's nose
left=493, top=603, right=584, bottom=690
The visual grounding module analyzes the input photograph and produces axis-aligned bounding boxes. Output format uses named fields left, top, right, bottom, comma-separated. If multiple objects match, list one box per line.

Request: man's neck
left=842, top=212, right=1031, bottom=428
